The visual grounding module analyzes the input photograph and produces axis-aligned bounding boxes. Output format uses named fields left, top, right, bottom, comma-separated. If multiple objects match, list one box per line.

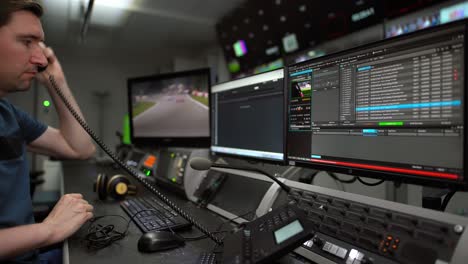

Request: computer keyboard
left=196, top=252, right=217, bottom=264
left=120, top=196, right=192, bottom=233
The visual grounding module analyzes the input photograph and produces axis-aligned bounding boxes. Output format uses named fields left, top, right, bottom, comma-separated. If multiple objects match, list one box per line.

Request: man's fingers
left=85, top=212, right=94, bottom=221
left=73, top=203, right=93, bottom=214
left=84, top=204, right=94, bottom=212
left=67, top=193, right=83, bottom=199
left=39, top=42, right=56, bottom=64
left=45, top=47, right=56, bottom=64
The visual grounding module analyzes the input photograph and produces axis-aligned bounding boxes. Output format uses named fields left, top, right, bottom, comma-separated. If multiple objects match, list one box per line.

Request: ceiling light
left=94, top=0, right=134, bottom=9
left=71, top=0, right=135, bottom=27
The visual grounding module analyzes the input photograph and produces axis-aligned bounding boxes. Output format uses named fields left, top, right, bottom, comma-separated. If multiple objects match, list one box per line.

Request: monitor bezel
left=210, top=68, right=287, bottom=165
left=127, top=68, right=211, bottom=148
left=285, top=20, right=468, bottom=190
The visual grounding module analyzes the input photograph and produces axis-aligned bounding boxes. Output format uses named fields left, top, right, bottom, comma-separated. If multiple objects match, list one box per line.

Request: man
left=0, top=0, right=96, bottom=262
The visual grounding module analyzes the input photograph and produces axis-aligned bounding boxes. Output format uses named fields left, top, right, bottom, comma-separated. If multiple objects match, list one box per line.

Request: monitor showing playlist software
left=128, top=68, right=211, bottom=147
left=211, top=69, right=285, bottom=162
left=286, top=21, right=466, bottom=188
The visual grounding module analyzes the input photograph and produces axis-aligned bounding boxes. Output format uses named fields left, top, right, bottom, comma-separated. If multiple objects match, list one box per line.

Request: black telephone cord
left=48, top=75, right=223, bottom=245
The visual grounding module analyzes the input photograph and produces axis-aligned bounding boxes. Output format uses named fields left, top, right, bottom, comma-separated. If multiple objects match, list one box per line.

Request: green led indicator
left=171, top=178, right=177, bottom=183
left=170, top=153, right=175, bottom=158
left=145, top=170, right=151, bottom=176
left=43, top=100, right=51, bottom=107
left=379, top=121, right=403, bottom=126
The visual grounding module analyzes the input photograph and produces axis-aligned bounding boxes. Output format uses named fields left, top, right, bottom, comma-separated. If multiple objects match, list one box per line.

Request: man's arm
left=0, top=194, right=93, bottom=260
left=28, top=43, right=95, bottom=159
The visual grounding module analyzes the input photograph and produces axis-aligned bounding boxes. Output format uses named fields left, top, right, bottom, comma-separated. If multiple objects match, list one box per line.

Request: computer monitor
left=128, top=68, right=211, bottom=147
left=211, top=69, right=285, bottom=162
left=286, top=21, right=467, bottom=188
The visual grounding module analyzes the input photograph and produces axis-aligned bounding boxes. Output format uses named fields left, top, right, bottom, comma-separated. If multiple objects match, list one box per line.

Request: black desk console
left=124, top=147, right=210, bottom=197
left=265, top=180, right=468, bottom=264
left=222, top=203, right=314, bottom=264
left=191, top=167, right=467, bottom=263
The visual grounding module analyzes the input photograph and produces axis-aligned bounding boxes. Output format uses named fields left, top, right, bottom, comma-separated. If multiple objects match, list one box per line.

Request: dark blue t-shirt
left=0, top=99, right=47, bottom=263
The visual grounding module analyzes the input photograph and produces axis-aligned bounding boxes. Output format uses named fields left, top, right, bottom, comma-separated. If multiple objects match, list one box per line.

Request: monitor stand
left=422, top=187, right=452, bottom=211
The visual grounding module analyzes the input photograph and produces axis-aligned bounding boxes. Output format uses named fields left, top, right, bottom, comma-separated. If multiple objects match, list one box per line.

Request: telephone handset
left=222, top=203, right=314, bottom=264
left=43, top=73, right=222, bottom=245
left=38, top=66, right=47, bottom=72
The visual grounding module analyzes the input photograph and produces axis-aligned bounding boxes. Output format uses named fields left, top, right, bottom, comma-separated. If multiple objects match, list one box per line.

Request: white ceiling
left=40, top=0, right=245, bottom=59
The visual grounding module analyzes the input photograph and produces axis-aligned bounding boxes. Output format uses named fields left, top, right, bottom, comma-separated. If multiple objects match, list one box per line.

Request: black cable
left=84, top=214, right=128, bottom=250
left=210, top=209, right=257, bottom=252
left=327, top=172, right=357, bottom=184
left=85, top=208, right=193, bottom=249
left=47, top=74, right=222, bottom=245
left=441, top=190, right=456, bottom=211
left=179, top=230, right=229, bottom=241
left=85, top=210, right=161, bottom=250
left=357, top=177, right=385, bottom=186
left=216, top=209, right=256, bottom=233
left=85, top=205, right=239, bottom=250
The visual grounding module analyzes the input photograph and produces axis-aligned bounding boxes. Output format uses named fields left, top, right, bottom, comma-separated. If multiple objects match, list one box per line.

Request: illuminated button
left=329, top=245, right=339, bottom=255
left=322, top=242, right=333, bottom=252
left=387, top=235, right=393, bottom=241
left=144, top=155, right=157, bottom=167
left=336, top=248, right=348, bottom=259
left=379, top=121, right=403, bottom=126
left=392, top=245, right=397, bottom=249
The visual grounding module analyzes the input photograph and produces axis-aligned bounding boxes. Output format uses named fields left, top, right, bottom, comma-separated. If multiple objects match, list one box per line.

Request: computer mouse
left=137, top=231, right=185, bottom=252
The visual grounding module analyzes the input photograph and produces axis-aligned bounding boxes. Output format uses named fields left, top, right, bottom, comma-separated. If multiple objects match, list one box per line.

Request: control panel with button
left=152, top=149, right=192, bottom=195
left=223, top=204, right=314, bottom=264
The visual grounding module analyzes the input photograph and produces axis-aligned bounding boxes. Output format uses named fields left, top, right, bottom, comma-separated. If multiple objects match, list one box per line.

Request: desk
left=61, top=161, right=227, bottom=264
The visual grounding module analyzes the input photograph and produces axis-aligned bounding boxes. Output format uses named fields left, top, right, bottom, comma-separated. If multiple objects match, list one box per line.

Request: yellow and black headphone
left=93, top=173, right=137, bottom=200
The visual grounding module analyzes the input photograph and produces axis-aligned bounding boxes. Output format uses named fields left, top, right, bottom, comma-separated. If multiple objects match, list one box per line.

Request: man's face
left=0, top=10, right=47, bottom=96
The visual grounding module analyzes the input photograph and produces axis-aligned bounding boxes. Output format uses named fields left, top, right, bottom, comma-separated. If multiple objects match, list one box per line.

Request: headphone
left=93, top=173, right=137, bottom=200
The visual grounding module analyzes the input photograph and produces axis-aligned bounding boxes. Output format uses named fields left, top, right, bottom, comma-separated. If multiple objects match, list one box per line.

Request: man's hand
left=35, top=42, right=66, bottom=87
left=27, top=42, right=96, bottom=160
left=41, top=194, right=94, bottom=245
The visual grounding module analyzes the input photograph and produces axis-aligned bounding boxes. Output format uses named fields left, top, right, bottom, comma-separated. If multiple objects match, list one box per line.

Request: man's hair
left=0, top=0, right=43, bottom=27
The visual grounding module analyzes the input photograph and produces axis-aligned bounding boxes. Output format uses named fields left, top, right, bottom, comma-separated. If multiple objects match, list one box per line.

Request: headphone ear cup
left=94, top=173, right=108, bottom=200
left=107, top=175, right=131, bottom=200
left=127, top=184, right=137, bottom=196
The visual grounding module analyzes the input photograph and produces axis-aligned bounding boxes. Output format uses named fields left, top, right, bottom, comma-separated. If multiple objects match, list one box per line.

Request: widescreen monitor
left=211, top=69, right=285, bottom=162
left=128, top=68, right=211, bottom=147
left=286, top=21, right=466, bottom=188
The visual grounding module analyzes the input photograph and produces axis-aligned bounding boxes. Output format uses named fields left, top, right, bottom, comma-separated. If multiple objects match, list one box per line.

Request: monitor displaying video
left=128, top=68, right=211, bottom=147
